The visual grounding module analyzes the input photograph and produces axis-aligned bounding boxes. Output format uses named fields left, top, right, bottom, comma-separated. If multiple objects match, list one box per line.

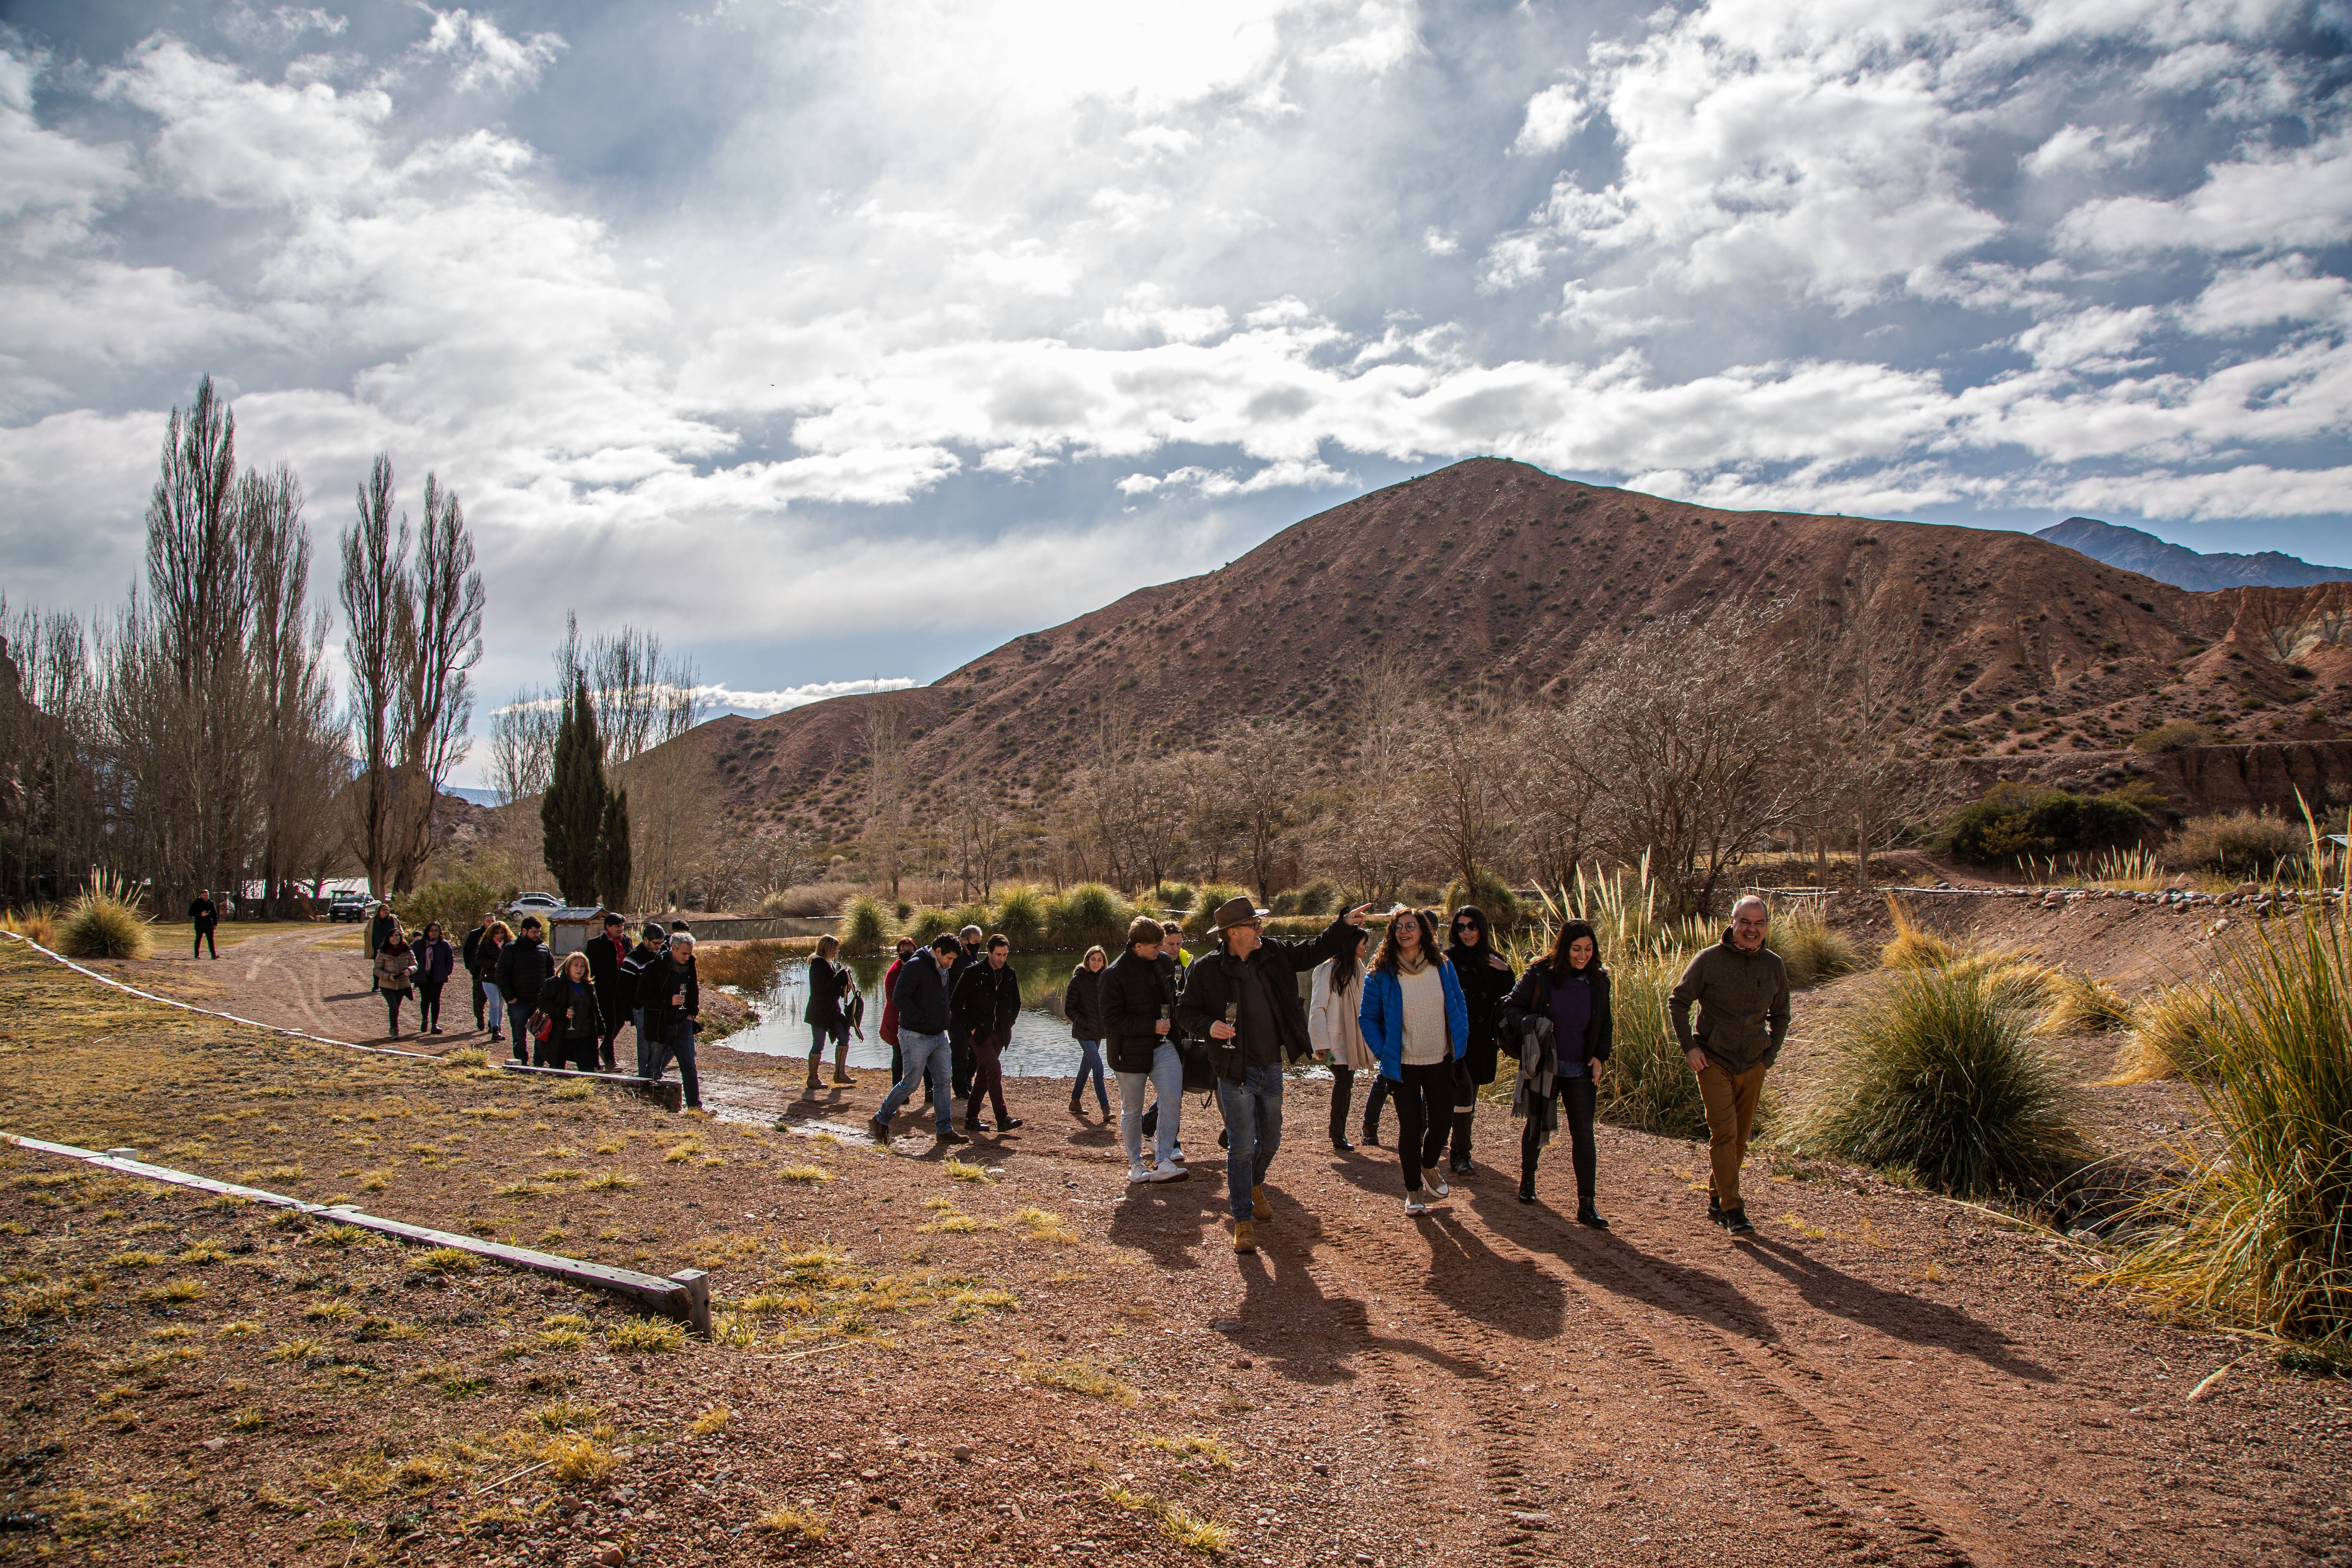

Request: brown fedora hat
left=1208, top=895, right=1270, bottom=933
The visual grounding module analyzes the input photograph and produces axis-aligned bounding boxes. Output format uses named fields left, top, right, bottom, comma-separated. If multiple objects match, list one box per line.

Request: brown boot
left=1251, top=1184, right=1271, bottom=1222
left=832, top=1046, right=856, bottom=1085
left=803, top=1060, right=822, bottom=1096
left=1231, top=1220, right=1256, bottom=1254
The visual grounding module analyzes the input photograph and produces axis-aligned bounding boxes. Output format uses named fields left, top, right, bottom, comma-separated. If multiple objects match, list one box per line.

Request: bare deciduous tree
left=339, top=455, right=412, bottom=895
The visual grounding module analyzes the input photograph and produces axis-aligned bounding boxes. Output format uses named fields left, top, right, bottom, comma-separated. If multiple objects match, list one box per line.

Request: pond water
left=723, top=951, right=1098, bottom=1078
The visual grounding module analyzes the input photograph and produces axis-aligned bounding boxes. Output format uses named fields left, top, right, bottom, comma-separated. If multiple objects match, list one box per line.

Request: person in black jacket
left=461, top=919, right=491, bottom=1032
left=1444, top=905, right=1518, bottom=1177
left=583, top=914, right=632, bottom=1072
left=619, top=923, right=664, bottom=1073
left=869, top=933, right=967, bottom=1146
left=412, top=920, right=456, bottom=1035
left=952, top=934, right=1025, bottom=1134
left=947, top=924, right=985, bottom=1101
left=1176, top=897, right=1371, bottom=1253
left=1102, top=917, right=1186, bottom=1182
left=1062, top=945, right=1112, bottom=1119
left=494, top=916, right=556, bottom=1065
left=1499, top=918, right=1613, bottom=1225
left=803, top=935, right=859, bottom=1095
left=543, top=950, right=605, bottom=1072
left=636, top=929, right=702, bottom=1109
left=188, top=891, right=219, bottom=960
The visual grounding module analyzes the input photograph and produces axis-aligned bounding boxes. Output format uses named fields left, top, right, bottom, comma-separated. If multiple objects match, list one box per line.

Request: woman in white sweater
left=1307, top=925, right=1374, bottom=1152
left=1356, top=908, right=1470, bottom=1215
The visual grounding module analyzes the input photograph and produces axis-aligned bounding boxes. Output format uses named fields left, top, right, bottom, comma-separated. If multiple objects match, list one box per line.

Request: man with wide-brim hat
left=1175, top=894, right=1373, bottom=1254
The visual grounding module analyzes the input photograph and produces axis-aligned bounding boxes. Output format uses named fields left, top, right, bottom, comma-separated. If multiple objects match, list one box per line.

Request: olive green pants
left=1696, top=1061, right=1768, bottom=1212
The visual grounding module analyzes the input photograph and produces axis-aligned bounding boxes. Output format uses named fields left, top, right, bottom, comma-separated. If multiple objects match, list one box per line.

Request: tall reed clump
left=2042, top=971, right=2132, bottom=1036
left=1791, top=962, right=2089, bottom=1197
left=992, top=885, right=1046, bottom=946
left=1774, top=902, right=1858, bottom=988
left=835, top=896, right=893, bottom=955
left=2106, top=983, right=2223, bottom=1083
left=56, top=871, right=152, bottom=961
left=2102, top=909, right=2352, bottom=1351
left=1046, top=884, right=1134, bottom=950
left=1, top=906, right=57, bottom=947
left=1879, top=897, right=1961, bottom=969
left=1594, top=942, right=1712, bottom=1140
left=1181, top=885, right=1248, bottom=938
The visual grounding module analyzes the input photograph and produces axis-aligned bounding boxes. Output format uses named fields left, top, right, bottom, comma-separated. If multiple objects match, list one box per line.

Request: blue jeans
left=879, top=1030, right=954, bottom=1133
left=1118, top=1042, right=1183, bottom=1170
left=1215, top=1062, right=1285, bottom=1221
left=641, top=1019, right=702, bottom=1109
left=1074, top=1040, right=1110, bottom=1109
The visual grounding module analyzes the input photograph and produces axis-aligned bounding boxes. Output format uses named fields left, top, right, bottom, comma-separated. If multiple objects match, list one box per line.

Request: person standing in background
left=620, top=922, right=664, bottom=1072
left=1444, top=906, right=1518, bottom=1178
left=952, top=933, right=1024, bottom=1136
left=948, top=924, right=985, bottom=1104
left=478, top=921, right=510, bottom=1042
left=373, top=922, right=417, bottom=1039
left=1102, top=915, right=1186, bottom=1185
left=1308, top=923, right=1373, bottom=1152
left=880, top=934, right=915, bottom=1091
left=585, top=913, right=632, bottom=1072
left=803, top=935, right=859, bottom=1094
left=461, top=915, right=491, bottom=1032
left=187, top=891, right=219, bottom=960
left=412, top=920, right=455, bottom=1035
left=1063, top=945, right=1113, bottom=1120
left=495, top=915, right=555, bottom=1065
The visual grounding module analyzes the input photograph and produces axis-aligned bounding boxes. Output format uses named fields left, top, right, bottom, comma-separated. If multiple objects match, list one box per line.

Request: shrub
left=2133, top=720, right=2221, bottom=753
left=2106, top=984, right=2223, bottom=1083
left=1441, top=870, right=1522, bottom=931
left=992, top=885, right=1046, bottom=945
left=56, top=874, right=151, bottom=961
left=1592, top=943, right=1711, bottom=1140
left=836, top=896, right=893, bottom=955
left=1181, top=885, right=1249, bottom=938
left=1773, top=902, right=1856, bottom=988
left=756, top=882, right=861, bottom=918
left=2, top=906, right=56, bottom=946
left=2042, top=971, right=2132, bottom=1035
left=901, top=905, right=957, bottom=945
left=1045, top=883, right=1134, bottom=949
left=946, top=901, right=991, bottom=940
left=2103, top=911, right=2352, bottom=1348
left=393, top=875, right=499, bottom=934
left=1792, top=963, right=2089, bottom=1196
left=1879, top=898, right=1960, bottom=969
left=1935, top=782, right=2153, bottom=864
left=2163, top=811, right=2307, bottom=877
left=1143, top=881, right=1195, bottom=915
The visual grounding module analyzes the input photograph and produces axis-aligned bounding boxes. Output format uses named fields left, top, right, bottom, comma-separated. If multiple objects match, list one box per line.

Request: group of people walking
left=862, top=891, right=1789, bottom=1251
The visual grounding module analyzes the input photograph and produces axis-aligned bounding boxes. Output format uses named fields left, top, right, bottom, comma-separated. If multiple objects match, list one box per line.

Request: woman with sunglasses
left=1444, top=906, right=1518, bottom=1177
left=1500, top=917, right=1612, bottom=1225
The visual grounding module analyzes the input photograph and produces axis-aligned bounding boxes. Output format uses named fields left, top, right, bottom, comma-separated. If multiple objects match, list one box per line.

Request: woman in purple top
left=1499, top=918, right=1613, bottom=1226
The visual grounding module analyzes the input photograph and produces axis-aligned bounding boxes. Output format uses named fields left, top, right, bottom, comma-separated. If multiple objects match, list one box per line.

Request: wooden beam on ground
left=3, top=1133, right=711, bottom=1337
left=497, top=1061, right=683, bottom=1113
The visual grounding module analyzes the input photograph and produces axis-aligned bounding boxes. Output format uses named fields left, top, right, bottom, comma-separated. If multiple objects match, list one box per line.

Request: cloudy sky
left=4, top=0, right=2350, bottom=785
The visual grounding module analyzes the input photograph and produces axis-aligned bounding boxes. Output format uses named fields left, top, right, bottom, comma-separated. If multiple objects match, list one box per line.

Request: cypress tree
left=540, top=678, right=607, bottom=904
left=596, top=788, right=632, bottom=912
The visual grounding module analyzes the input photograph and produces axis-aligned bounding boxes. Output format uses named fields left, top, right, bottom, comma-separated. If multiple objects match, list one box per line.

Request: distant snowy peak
left=2036, top=518, right=2352, bottom=593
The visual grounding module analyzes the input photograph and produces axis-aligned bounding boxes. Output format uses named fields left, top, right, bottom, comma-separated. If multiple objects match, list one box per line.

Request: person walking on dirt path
left=620, top=922, right=663, bottom=1071
left=1670, top=895, right=1788, bottom=1239
left=478, top=921, right=510, bottom=1041
left=1308, top=924, right=1373, bottom=1152
left=367, top=903, right=396, bottom=969
left=1063, top=945, right=1113, bottom=1120
left=1104, top=915, right=1187, bottom=1184
left=585, top=914, right=631, bottom=1073
left=413, top=920, right=455, bottom=1035
left=871, top=933, right=968, bottom=1147
left=1358, top=907, right=1470, bottom=1217
left=803, top=935, right=860, bottom=1095
left=1444, top=905, right=1518, bottom=1178
left=637, top=928, right=703, bottom=1110
left=544, top=950, right=605, bottom=1073
left=880, top=934, right=916, bottom=1093
left=495, top=915, right=556, bottom=1066
left=1178, top=896, right=1371, bottom=1253
left=1500, top=917, right=1612, bottom=1224
left=948, top=924, right=985, bottom=1104
left=953, top=933, right=1025, bottom=1135
left=461, top=917, right=491, bottom=1032
left=188, top=891, right=219, bottom=960
left=373, top=922, right=417, bottom=1039
left=1137, top=919, right=1194, bottom=1158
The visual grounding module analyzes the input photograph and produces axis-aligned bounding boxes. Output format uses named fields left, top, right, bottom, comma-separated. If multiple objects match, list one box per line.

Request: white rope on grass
left=0, top=928, right=432, bottom=1060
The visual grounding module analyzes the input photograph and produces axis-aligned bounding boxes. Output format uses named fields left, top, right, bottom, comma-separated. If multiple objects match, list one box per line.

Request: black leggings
left=1361, top=1074, right=1391, bottom=1138
left=1328, top=1065, right=1356, bottom=1141
left=1521, top=1073, right=1598, bottom=1199
left=1391, top=1061, right=1454, bottom=1193
left=382, top=987, right=407, bottom=1035
left=418, top=980, right=445, bottom=1033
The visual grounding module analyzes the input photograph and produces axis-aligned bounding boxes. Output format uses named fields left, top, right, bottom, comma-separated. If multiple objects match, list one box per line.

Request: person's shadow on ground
left=1740, top=1234, right=2053, bottom=1381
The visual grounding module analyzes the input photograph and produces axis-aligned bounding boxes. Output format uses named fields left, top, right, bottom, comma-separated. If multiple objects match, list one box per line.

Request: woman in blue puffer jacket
left=1357, top=907, right=1470, bottom=1216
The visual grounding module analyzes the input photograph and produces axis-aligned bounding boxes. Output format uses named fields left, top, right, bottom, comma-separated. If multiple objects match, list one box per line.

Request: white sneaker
left=1405, top=1192, right=1430, bottom=1215
left=1422, top=1170, right=1451, bottom=1200
left=1126, top=1165, right=1152, bottom=1184
left=1146, top=1163, right=1190, bottom=1183
left=1171, top=1145, right=1187, bottom=1163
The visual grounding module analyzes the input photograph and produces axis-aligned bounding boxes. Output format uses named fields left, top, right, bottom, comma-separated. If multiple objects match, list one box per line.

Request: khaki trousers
left=1696, top=1061, right=1768, bottom=1212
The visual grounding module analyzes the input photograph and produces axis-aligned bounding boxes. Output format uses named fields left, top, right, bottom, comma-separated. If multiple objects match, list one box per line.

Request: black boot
left=1517, top=1174, right=1536, bottom=1205
left=1449, top=1111, right=1475, bottom=1176
left=1576, top=1197, right=1609, bottom=1230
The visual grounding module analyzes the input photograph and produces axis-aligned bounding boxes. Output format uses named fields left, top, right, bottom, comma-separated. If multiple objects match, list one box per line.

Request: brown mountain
left=675, top=458, right=2352, bottom=837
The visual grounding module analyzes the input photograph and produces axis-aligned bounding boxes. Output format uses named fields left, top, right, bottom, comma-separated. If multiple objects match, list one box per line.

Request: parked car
left=327, top=893, right=370, bottom=923
left=511, top=891, right=561, bottom=910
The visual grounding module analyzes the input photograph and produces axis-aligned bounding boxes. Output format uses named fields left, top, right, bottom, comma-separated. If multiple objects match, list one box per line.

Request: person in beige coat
left=1308, top=924, right=1373, bottom=1151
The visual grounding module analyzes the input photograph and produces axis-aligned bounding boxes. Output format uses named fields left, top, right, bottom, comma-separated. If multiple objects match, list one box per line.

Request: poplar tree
left=540, top=678, right=607, bottom=904
left=596, top=789, right=632, bottom=912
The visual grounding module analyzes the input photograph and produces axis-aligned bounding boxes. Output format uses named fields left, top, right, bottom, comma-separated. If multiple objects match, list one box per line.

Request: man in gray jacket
left=1669, top=895, right=1789, bottom=1238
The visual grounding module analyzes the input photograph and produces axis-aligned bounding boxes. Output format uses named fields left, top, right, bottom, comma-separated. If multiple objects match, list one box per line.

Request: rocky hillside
left=669, top=459, right=2352, bottom=836
left=2036, top=516, right=2352, bottom=592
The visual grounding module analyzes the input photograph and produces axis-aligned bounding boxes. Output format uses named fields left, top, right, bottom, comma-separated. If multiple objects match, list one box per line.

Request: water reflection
left=723, top=951, right=1091, bottom=1078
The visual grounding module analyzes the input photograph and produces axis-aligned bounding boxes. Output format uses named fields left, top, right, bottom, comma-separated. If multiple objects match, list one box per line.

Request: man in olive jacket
left=1175, top=897, right=1370, bottom=1253
left=1669, top=895, right=1789, bottom=1237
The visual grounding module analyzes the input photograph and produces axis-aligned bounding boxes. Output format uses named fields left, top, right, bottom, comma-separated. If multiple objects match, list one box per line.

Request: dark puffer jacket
left=952, top=960, right=1023, bottom=1046
left=1499, top=959, right=1614, bottom=1066
left=1174, top=915, right=1358, bottom=1079
left=1099, top=947, right=1175, bottom=1075
left=1064, top=962, right=1110, bottom=1042
left=1446, top=913, right=1518, bottom=1086
left=893, top=949, right=954, bottom=1037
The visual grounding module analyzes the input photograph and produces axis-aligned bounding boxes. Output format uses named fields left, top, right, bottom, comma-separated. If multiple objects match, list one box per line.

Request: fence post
left=669, top=1268, right=711, bottom=1338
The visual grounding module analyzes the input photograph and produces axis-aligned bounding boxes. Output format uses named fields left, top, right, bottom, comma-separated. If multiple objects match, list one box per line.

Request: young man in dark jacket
left=1102, top=915, right=1185, bottom=1181
left=951, top=934, right=1024, bottom=1134
left=1175, top=897, right=1371, bottom=1253
left=461, top=918, right=491, bottom=1032
left=1669, top=896, right=1790, bottom=1238
left=493, top=916, right=556, bottom=1065
left=619, top=922, right=664, bottom=1074
left=636, top=929, right=703, bottom=1110
left=188, top=892, right=219, bottom=960
left=870, top=934, right=968, bottom=1146
left=947, top=924, right=985, bottom=1102
left=584, top=914, right=632, bottom=1072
